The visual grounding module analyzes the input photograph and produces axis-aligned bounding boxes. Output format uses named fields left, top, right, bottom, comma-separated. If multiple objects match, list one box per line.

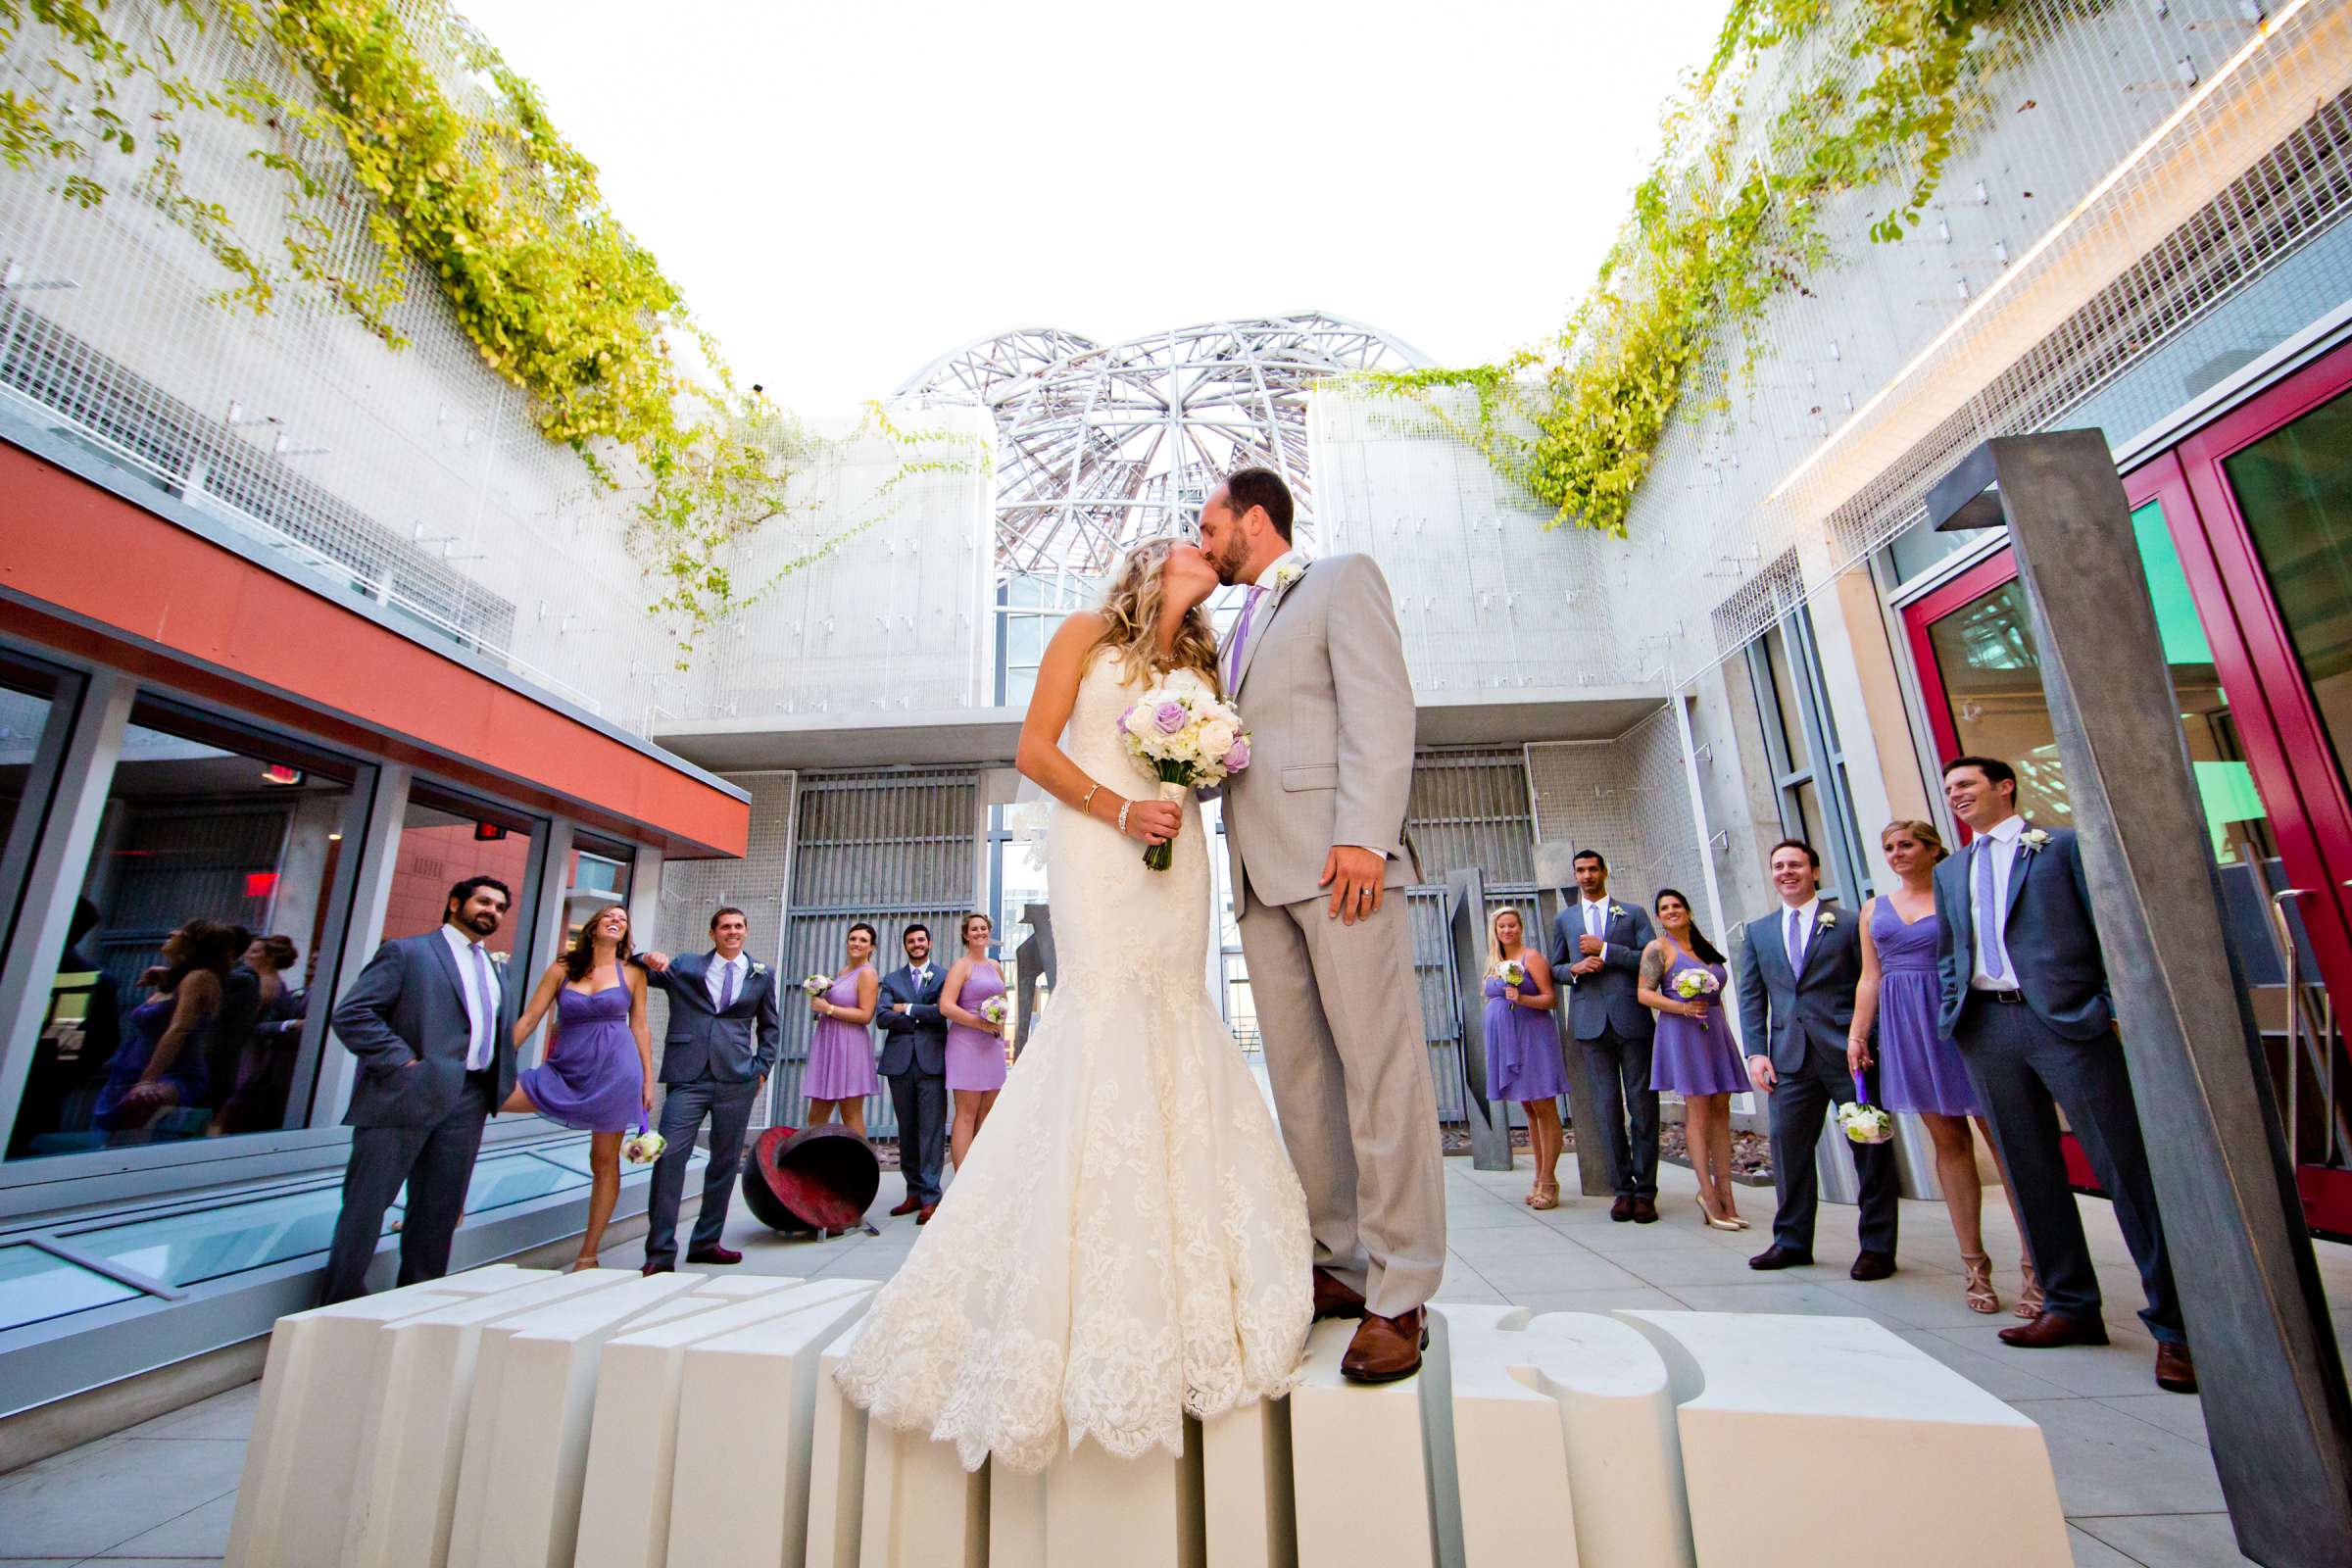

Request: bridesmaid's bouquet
left=1117, top=679, right=1252, bottom=872
left=978, top=996, right=1008, bottom=1029
left=1841, top=1074, right=1895, bottom=1145
left=802, top=973, right=832, bottom=999
left=1672, top=967, right=1721, bottom=1029
left=622, top=1121, right=666, bottom=1164
left=1494, top=959, right=1527, bottom=989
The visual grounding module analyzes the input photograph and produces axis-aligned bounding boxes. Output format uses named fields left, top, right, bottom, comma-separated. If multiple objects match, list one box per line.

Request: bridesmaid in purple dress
left=507, top=904, right=653, bottom=1271
left=806, top=922, right=881, bottom=1138
left=1848, top=820, right=2035, bottom=1316
left=1637, top=890, right=1747, bottom=1231
left=1480, top=908, right=1565, bottom=1208
left=940, top=912, right=1009, bottom=1173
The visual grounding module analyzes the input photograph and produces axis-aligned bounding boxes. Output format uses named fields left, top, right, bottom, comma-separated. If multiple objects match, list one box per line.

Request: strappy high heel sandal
left=1529, top=1180, right=1560, bottom=1210
left=2015, top=1254, right=2045, bottom=1319
left=1961, top=1251, right=2000, bottom=1313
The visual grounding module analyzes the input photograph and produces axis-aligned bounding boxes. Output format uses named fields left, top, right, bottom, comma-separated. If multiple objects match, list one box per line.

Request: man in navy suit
left=1739, top=839, right=1899, bottom=1279
left=1549, top=851, right=1660, bottom=1220
left=875, top=922, right=949, bottom=1223
left=321, top=876, right=519, bottom=1303
left=637, top=906, right=781, bottom=1273
left=1935, top=756, right=2192, bottom=1393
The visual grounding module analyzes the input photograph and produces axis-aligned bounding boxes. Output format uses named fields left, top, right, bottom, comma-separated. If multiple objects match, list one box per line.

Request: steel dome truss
left=898, top=312, right=1426, bottom=579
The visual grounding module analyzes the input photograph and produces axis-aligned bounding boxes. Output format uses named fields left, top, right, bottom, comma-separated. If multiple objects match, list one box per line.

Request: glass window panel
left=0, top=662, right=67, bottom=966
left=63, top=1185, right=392, bottom=1288
left=0, top=1243, right=143, bottom=1330
left=393, top=785, right=544, bottom=963
left=462, top=1152, right=586, bottom=1212
left=2223, top=386, right=2352, bottom=790
left=1763, top=630, right=1812, bottom=772
left=1792, top=779, right=1830, bottom=867
left=8, top=704, right=364, bottom=1161
left=561, top=834, right=633, bottom=949
left=0, top=678, right=60, bottom=868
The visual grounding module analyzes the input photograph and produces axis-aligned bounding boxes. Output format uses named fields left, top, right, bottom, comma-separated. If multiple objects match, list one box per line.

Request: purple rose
left=1153, top=701, right=1188, bottom=734
left=1223, top=736, right=1251, bottom=773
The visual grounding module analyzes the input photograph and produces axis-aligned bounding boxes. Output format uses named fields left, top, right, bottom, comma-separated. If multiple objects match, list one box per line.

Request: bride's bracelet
left=1116, top=800, right=1132, bottom=836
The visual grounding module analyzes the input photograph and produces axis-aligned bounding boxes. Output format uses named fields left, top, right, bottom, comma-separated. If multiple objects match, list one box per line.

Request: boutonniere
left=2019, top=828, right=2052, bottom=854
left=1266, top=559, right=1306, bottom=595
left=488, top=951, right=510, bottom=967
left=751, top=961, right=768, bottom=976
left=1608, top=904, right=1626, bottom=918
left=1818, top=910, right=1838, bottom=930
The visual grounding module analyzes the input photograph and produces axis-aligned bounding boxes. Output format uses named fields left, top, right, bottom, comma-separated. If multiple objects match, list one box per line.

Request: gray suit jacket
left=1933, top=824, right=2113, bottom=1041
left=1549, top=900, right=1656, bottom=1041
left=1736, top=904, right=1863, bottom=1074
left=875, top=964, right=948, bottom=1077
left=644, top=953, right=780, bottom=1085
left=1219, top=555, right=1419, bottom=912
left=332, top=931, right=519, bottom=1128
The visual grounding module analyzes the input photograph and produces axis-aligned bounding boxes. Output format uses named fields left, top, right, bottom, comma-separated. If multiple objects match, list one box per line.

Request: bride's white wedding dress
left=834, top=650, right=1312, bottom=1474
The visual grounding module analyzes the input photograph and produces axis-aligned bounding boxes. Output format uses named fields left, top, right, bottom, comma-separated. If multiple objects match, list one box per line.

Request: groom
left=1200, top=466, right=1446, bottom=1384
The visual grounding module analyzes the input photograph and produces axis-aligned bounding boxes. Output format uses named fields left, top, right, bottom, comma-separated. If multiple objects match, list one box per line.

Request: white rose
left=1197, top=718, right=1237, bottom=760
left=1123, top=705, right=1156, bottom=739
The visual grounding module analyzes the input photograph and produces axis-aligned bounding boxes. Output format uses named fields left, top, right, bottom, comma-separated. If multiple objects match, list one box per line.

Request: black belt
left=1979, top=988, right=2028, bottom=1004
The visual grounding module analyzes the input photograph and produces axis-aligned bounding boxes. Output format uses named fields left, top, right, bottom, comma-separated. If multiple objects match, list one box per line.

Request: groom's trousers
left=1239, top=891, right=1446, bottom=1318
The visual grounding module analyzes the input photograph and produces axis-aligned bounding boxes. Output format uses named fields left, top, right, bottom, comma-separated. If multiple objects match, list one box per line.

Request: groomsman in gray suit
left=875, top=922, right=948, bottom=1223
left=1202, top=466, right=1446, bottom=1385
left=636, top=907, right=780, bottom=1273
left=1547, top=850, right=1659, bottom=1221
left=1739, top=839, right=1899, bottom=1279
left=1935, top=756, right=2192, bottom=1393
left=321, top=876, right=519, bottom=1303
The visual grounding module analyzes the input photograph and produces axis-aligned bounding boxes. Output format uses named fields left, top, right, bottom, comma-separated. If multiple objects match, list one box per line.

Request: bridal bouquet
left=802, top=973, right=832, bottom=999
left=1118, top=682, right=1252, bottom=871
left=978, top=996, right=1008, bottom=1029
left=622, top=1121, right=666, bottom=1165
left=1673, top=967, right=1721, bottom=1028
left=1840, top=1073, right=1895, bottom=1145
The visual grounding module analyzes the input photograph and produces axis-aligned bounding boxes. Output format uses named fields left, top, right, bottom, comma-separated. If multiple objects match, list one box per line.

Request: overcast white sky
left=455, top=0, right=1729, bottom=411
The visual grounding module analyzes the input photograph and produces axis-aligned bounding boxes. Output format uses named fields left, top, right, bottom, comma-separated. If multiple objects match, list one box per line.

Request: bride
left=833, top=537, right=1312, bottom=1474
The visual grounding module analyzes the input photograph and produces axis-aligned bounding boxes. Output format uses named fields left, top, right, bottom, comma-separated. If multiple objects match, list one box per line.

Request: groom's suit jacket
left=1219, top=554, right=1419, bottom=912
left=1932, top=822, right=2113, bottom=1042
left=643, top=952, right=780, bottom=1086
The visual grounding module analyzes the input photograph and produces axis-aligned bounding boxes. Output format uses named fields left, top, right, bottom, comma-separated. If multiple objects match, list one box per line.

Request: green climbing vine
left=1360, top=0, right=2034, bottom=538
left=0, top=0, right=921, bottom=662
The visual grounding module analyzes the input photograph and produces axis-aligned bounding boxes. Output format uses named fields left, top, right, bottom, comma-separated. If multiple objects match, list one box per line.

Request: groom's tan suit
left=1221, top=553, right=1446, bottom=1317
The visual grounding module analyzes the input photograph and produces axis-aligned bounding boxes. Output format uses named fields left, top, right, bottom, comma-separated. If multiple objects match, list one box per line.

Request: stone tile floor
left=2, top=1154, right=2344, bottom=1566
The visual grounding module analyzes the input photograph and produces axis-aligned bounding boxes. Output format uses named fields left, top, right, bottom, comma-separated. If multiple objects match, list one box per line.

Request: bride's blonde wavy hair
left=1092, top=537, right=1221, bottom=691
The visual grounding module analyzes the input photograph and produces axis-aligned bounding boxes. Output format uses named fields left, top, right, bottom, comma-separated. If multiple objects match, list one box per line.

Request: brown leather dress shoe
left=1312, top=1266, right=1367, bottom=1321
left=2154, top=1342, right=2197, bottom=1394
left=1998, top=1311, right=2109, bottom=1348
left=1609, top=1196, right=1636, bottom=1222
left=684, top=1245, right=743, bottom=1266
left=1848, top=1250, right=1896, bottom=1282
left=1340, top=1308, right=1428, bottom=1384
left=916, top=1203, right=937, bottom=1224
left=1631, top=1197, right=1658, bottom=1224
left=889, top=1197, right=922, bottom=1217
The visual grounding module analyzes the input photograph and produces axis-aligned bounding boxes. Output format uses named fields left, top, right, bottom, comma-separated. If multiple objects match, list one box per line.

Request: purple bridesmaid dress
left=1871, top=899, right=1982, bottom=1116
left=1482, top=971, right=1567, bottom=1101
left=518, top=982, right=643, bottom=1133
left=1648, top=949, right=1744, bottom=1095
left=945, top=963, right=1007, bottom=1092
left=805, top=966, right=881, bottom=1101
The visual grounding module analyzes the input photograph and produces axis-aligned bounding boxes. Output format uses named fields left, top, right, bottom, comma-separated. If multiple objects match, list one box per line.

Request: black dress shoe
left=1748, top=1245, right=1813, bottom=1270
left=1631, top=1197, right=1658, bottom=1224
left=1848, top=1250, right=1896, bottom=1282
left=1609, top=1196, right=1636, bottom=1222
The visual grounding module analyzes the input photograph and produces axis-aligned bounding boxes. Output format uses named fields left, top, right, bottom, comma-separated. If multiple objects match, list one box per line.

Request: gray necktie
left=467, top=943, right=494, bottom=1068
left=1975, top=839, right=2009, bottom=982
left=1785, top=907, right=1804, bottom=972
left=719, top=959, right=737, bottom=1010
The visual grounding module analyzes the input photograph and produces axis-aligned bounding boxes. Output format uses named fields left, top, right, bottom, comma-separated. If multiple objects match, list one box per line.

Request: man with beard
left=874, top=921, right=950, bottom=1222
left=320, top=876, right=519, bottom=1302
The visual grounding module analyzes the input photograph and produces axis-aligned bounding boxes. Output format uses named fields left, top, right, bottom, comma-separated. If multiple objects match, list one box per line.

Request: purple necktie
left=1975, top=839, right=2009, bottom=982
left=1785, top=907, right=1804, bottom=972
left=719, top=959, right=738, bottom=1010
left=1226, top=586, right=1266, bottom=687
left=467, top=943, right=494, bottom=1068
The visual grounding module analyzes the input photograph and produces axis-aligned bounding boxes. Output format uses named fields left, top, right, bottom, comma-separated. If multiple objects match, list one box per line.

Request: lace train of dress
left=833, top=654, right=1312, bottom=1474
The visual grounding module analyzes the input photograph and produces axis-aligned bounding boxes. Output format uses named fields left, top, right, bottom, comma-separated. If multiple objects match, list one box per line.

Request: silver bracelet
left=1116, top=800, right=1132, bottom=836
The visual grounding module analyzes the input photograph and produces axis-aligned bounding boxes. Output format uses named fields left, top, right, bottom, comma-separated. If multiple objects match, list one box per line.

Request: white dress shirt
left=440, top=923, right=504, bottom=1070
left=1225, top=549, right=1299, bottom=682
left=706, top=952, right=747, bottom=1011
left=1581, top=896, right=1613, bottom=963
left=1969, top=814, right=2028, bottom=990
left=1779, top=896, right=1822, bottom=970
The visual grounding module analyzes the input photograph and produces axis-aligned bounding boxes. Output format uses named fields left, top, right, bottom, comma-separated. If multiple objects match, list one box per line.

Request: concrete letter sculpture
left=223, top=1270, right=2070, bottom=1568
